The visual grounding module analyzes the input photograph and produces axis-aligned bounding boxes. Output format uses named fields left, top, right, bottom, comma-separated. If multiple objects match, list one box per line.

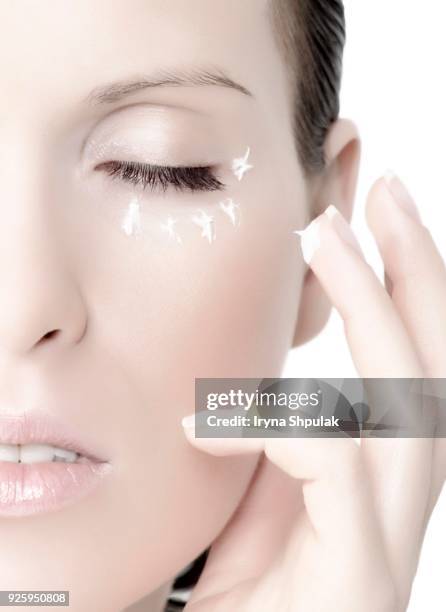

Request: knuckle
left=384, top=224, right=431, bottom=281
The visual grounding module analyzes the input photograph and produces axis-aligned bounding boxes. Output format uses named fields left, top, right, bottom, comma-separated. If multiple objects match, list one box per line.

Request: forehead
left=0, top=0, right=284, bottom=112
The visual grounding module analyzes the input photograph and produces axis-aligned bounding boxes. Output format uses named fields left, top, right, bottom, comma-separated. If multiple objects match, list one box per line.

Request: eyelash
left=96, top=160, right=225, bottom=193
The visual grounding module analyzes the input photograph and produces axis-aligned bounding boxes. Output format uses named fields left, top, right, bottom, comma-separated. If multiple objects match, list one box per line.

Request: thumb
left=181, top=414, right=385, bottom=608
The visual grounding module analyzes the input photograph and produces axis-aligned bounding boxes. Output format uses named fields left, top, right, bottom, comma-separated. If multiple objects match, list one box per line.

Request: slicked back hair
left=270, top=0, right=346, bottom=176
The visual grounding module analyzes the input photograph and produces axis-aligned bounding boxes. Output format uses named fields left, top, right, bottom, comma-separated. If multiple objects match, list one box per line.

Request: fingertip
left=183, top=433, right=265, bottom=457
left=181, top=413, right=196, bottom=429
left=181, top=413, right=266, bottom=455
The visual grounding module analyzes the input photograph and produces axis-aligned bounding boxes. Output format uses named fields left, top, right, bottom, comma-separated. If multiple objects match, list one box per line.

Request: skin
left=0, top=1, right=309, bottom=610
left=0, top=1, right=443, bottom=611
left=183, top=181, right=446, bottom=611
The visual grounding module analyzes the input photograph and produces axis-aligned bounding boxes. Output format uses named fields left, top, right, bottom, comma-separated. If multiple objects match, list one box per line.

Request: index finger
left=298, top=203, right=433, bottom=602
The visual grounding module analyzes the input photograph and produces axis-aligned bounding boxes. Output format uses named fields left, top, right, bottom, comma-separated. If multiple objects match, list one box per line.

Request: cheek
left=55, top=175, right=306, bottom=603
left=76, top=169, right=306, bottom=385
left=169, top=185, right=306, bottom=382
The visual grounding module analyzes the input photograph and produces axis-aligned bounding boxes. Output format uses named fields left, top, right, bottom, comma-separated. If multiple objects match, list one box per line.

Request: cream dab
left=219, top=198, right=240, bottom=227
left=293, top=224, right=320, bottom=265
left=232, top=147, right=253, bottom=181
left=192, top=210, right=216, bottom=244
left=122, top=196, right=142, bottom=237
left=161, top=216, right=183, bottom=244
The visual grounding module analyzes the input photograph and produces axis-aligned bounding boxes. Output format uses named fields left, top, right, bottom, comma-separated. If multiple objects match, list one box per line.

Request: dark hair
left=166, top=548, right=209, bottom=609
left=270, top=0, right=346, bottom=176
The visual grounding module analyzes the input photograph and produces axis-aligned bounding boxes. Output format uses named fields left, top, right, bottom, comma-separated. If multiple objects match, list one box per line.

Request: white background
left=283, top=2, right=445, bottom=610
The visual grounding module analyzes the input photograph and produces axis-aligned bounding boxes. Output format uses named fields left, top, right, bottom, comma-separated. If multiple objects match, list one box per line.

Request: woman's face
left=0, top=1, right=308, bottom=609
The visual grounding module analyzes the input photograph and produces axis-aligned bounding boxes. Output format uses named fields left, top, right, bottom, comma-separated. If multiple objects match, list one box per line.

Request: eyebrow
left=85, top=67, right=253, bottom=105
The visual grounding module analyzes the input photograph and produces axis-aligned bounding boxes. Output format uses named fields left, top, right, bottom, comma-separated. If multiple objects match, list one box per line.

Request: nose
left=0, top=164, right=87, bottom=359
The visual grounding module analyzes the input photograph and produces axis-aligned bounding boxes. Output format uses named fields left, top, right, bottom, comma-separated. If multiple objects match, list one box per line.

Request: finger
left=366, top=173, right=446, bottom=378
left=366, top=173, right=446, bottom=535
left=182, top=419, right=383, bottom=605
left=296, top=205, right=423, bottom=377
left=425, top=438, right=446, bottom=527
left=361, top=435, right=432, bottom=605
left=297, top=204, right=433, bottom=603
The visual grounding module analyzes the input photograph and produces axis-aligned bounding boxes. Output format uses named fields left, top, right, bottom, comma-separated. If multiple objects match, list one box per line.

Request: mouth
left=0, top=412, right=112, bottom=517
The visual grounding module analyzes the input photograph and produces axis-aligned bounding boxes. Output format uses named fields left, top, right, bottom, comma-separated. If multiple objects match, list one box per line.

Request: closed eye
left=96, top=160, right=225, bottom=193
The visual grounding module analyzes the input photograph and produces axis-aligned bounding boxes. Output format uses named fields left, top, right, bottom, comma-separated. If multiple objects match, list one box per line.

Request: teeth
left=0, top=443, right=80, bottom=464
left=0, top=444, right=20, bottom=463
left=20, top=444, right=79, bottom=464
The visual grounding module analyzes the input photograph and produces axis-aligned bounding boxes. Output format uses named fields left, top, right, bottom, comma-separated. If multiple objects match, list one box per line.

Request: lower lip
left=0, top=460, right=112, bottom=517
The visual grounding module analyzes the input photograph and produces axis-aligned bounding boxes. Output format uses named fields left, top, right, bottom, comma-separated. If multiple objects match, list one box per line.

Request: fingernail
left=293, top=218, right=322, bottom=264
left=384, top=170, right=422, bottom=223
left=324, top=205, right=364, bottom=257
left=181, top=414, right=195, bottom=429
left=293, top=205, right=364, bottom=264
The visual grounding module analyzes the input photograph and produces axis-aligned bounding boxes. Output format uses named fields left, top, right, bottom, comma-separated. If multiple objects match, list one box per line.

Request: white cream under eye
left=121, top=196, right=143, bottom=238
left=82, top=108, right=253, bottom=243
left=160, top=216, right=183, bottom=244
left=114, top=147, right=252, bottom=243
left=155, top=188, right=245, bottom=246
left=155, top=146, right=250, bottom=245
left=219, top=198, right=241, bottom=227
left=231, top=147, right=253, bottom=182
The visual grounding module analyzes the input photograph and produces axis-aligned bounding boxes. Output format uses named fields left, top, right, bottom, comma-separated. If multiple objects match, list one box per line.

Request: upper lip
left=0, top=411, right=108, bottom=463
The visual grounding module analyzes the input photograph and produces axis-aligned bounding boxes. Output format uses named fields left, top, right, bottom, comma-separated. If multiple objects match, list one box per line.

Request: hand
left=181, top=173, right=446, bottom=612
